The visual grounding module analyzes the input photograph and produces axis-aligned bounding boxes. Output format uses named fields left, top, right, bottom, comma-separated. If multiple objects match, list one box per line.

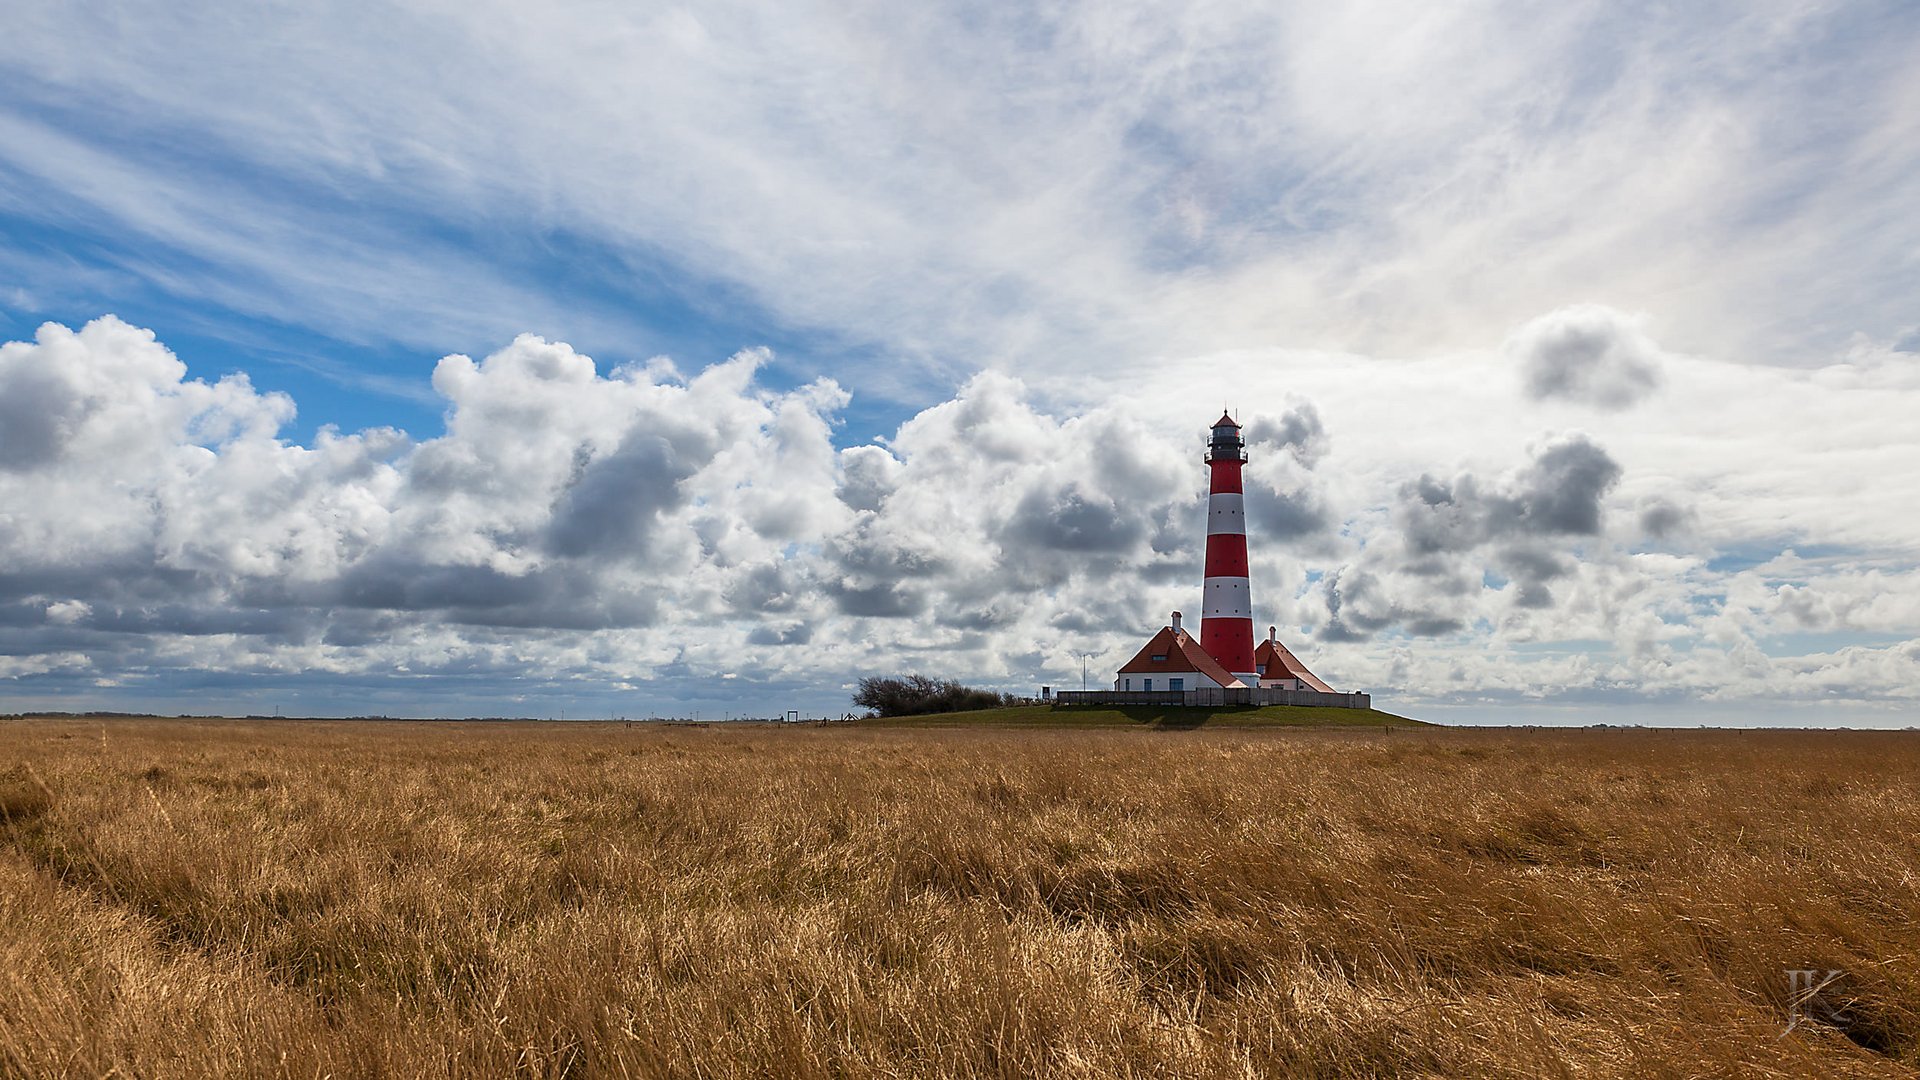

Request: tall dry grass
left=0, top=719, right=1917, bottom=1077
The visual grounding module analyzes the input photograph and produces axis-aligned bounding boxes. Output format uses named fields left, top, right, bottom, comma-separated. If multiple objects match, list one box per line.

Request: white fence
left=1052, top=687, right=1371, bottom=709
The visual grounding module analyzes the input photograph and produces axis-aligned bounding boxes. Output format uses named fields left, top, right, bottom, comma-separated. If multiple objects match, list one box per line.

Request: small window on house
left=1170, top=678, right=1184, bottom=691
left=1143, top=678, right=1152, bottom=691
left=1150, top=654, right=1167, bottom=662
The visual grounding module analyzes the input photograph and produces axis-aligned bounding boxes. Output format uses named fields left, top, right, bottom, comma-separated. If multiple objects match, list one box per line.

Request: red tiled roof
left=1254, top=638, right=1334, bottom=692
left=1117, top=625, right=1246, bottom=688
left=1254, top=641, right=1288, bottom=676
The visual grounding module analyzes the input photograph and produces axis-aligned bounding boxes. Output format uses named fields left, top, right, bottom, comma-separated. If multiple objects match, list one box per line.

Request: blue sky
left=0, top=148, right=910, bottom=446
left=1, top=0, right=1917, bottom=723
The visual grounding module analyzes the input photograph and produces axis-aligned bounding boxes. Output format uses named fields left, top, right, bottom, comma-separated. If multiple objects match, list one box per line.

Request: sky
left=1, top=0, right=1917, bottom=724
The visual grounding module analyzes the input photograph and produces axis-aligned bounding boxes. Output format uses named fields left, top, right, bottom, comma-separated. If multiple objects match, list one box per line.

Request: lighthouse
left=1110, top=409, right=1343, bottom=701
left=1201, top=412, right=1259, bottom=683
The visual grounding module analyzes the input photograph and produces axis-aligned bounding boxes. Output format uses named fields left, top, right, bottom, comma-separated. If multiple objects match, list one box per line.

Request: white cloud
left=1, top=1, right=1915, bottom=391
left=1, top=316, right=1917, bottom=719
left=43, top=600, right=89, bottom=625
left=1509, top=304, right=1663, bottom=409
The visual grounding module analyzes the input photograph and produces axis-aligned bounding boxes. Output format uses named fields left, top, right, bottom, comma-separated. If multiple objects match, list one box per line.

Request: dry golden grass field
left=2, top=717, right=1918, bottom=1078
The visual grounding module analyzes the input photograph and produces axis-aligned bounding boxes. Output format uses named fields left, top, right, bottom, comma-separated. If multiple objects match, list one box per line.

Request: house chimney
left=1269, top=625, right=1277, bottom=644
left=1171, top=611, right=1183, bottom=634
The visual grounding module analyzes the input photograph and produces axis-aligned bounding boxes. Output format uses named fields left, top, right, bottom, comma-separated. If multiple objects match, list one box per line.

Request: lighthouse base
left=1056, top=687, right=1372, bottom=710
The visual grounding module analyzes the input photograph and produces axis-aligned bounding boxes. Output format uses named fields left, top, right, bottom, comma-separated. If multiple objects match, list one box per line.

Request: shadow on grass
left=862, top=702, right=1418, bottom=728
left=1115, top=706, right=1213, bottom=729
left=1055, top=706, right=1269, bottom=729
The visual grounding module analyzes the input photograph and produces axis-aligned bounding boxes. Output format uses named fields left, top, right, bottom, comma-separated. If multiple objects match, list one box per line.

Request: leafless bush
left=853, top=674, right=1021, bottom=716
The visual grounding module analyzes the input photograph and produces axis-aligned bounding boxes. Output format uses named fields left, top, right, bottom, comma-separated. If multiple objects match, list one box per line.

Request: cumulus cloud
left=1637, top=495, right=1694, bottom=540
left=3, top=318, right=1918, bottom=721
left=0, top=319, right=847, bottom=634
left=1322, top=567, right=1468, bottom=642
left=43, top=600, right=90, bottom=625
left=1320, top=434, right=1624, bottom=640
left=1005, top=485, right=1143, bottom=555
left=1401, top=434, right=1622, bottom=552
left=1509, top=304, right=1663, bottom=409
left=1246, top=402, right=1327, bottom=468
left=746, top=623, right=812, bottom=647
left=834, top=445, right=902, bottom=514
left=1241, top=401, right=1334, bottom=542
left=0, top=327, right=1264, bottom=707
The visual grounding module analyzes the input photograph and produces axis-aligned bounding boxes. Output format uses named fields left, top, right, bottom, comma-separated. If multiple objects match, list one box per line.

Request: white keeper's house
left=1114, top=612, right=1239, bottom=692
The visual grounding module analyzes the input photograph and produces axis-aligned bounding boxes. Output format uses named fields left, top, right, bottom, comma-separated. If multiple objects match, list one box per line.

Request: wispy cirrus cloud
left=3, top=1, right=1916, bottom=395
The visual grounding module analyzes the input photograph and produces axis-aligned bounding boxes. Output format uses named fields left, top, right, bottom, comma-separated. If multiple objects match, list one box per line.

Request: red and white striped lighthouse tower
left=1201, top=412, right=1259, bottom=683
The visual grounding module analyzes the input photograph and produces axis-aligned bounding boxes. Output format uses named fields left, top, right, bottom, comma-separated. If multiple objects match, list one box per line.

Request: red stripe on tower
left=1200, top=412, right=1258, bottom=682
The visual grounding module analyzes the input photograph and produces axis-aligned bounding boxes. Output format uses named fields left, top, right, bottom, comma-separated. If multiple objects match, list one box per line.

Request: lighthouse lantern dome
left=1204, top=411, right=1247, bottom=464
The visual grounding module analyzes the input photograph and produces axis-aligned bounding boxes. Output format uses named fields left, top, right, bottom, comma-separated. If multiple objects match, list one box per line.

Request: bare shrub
left=853, top=674, right=1020, bottom=716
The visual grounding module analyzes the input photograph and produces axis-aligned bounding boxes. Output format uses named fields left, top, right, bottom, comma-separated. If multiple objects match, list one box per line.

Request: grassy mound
left=860, top=702, right=1425, bottom=728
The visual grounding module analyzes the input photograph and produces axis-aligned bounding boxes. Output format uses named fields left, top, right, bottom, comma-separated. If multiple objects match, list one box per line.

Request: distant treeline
left=853, top=675, right=1027, bottom=717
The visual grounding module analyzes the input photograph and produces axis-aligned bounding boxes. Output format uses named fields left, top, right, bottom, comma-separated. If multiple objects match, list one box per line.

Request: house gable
left=1254, top=637, right=1334, bottom=692
left=1117, top=626, right=1245, bottom=688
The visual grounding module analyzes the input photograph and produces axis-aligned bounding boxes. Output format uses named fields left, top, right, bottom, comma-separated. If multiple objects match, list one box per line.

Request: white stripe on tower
left=1202, top=577, right=1252, bottom=619
left=1206, top=492, right=1245, bottom=535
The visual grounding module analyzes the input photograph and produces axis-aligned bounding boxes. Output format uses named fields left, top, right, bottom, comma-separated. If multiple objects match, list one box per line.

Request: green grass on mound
left=860, top=702, right=1424, bottom=728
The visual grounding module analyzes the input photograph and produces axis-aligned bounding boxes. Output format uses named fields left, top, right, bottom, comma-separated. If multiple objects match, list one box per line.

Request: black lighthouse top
left=1204, top=411, right=1246, bottom=463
